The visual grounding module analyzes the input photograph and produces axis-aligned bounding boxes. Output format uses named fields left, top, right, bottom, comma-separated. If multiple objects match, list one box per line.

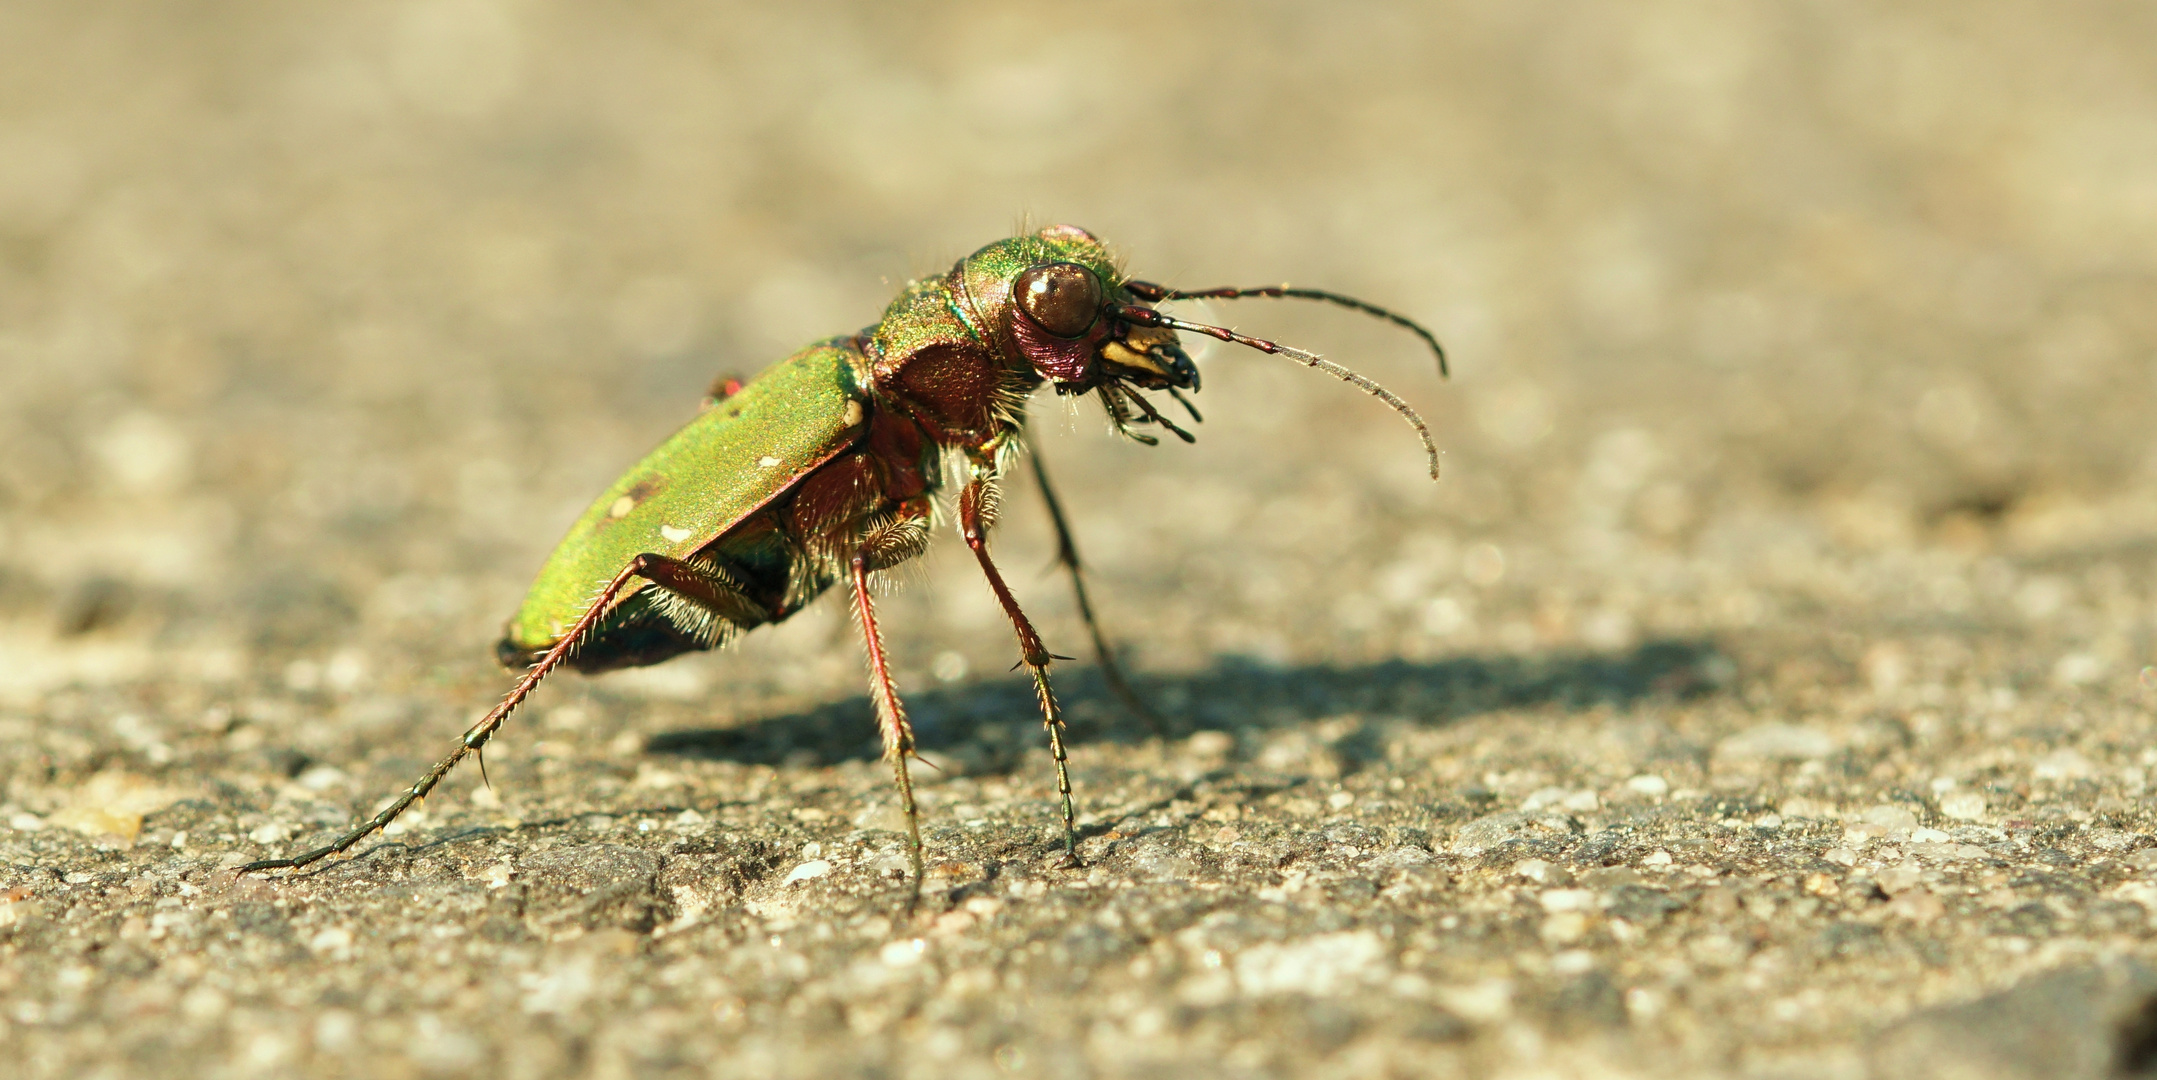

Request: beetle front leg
left=957, top=473, right=1078, bottom=861
left=1023, top=438, right=1163, bottom=734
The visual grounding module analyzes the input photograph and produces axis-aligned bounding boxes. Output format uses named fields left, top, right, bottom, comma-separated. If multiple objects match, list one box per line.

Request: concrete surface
left=3, top=2, right=2157, bottom=1077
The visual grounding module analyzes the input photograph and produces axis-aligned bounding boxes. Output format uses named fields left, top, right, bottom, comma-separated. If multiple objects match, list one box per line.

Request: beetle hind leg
left=633, top=553, right=774, bottom=635
left=242, top=560, right=656, bottom=874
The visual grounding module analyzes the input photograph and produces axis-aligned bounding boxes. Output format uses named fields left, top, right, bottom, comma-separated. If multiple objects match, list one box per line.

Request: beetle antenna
left=1124, top=280, right=1448, bottom=379
left=1114, top=306, right=1441, bottom=480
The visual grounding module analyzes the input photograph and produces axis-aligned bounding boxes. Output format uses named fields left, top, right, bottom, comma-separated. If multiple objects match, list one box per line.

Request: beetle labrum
left=244, top=225, right=1445, bottom=886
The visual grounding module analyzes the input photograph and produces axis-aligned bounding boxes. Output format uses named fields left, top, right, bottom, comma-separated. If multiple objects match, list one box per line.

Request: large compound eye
left=1013, top=262, right=1102, bottom=338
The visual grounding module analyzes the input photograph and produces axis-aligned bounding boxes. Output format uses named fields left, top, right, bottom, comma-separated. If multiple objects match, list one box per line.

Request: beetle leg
left=240, top=559, right=653, bottom=874
left=492, top=553, right=771, bottom=670
left=849, top=540, right=925, bottom=904
left=855, top=499, right=934, bottom=572
left=957, top=473, right=1078, bottom=861
left=629, top=553, right=773, bottom=628
left=1022, top=438, right=1164, bottom=735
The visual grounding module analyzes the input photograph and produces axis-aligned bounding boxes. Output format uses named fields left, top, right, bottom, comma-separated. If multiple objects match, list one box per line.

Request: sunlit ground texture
left=3, top=2, right=2157, bottom=1078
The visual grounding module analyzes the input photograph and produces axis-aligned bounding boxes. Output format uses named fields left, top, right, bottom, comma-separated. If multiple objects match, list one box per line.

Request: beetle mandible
left=244, top=225, right=1446, bottom=887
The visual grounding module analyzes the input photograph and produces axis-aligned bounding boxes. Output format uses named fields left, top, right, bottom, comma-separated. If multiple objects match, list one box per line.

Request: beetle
left=243, top=225, right=1446, bottom=888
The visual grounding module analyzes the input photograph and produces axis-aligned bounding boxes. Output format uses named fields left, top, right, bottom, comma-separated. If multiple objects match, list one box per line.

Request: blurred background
left=2, top=0, right=2153, bottom=744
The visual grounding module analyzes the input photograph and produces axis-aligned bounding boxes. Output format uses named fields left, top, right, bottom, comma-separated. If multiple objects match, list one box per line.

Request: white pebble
left=783, top=859, right=831, bottom=884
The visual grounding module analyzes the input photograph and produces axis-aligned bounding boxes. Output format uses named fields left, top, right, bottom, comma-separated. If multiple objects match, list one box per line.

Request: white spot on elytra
left=659, top=525, right=693, bottom=543
left=843, top=400, right=864, bottom=427
left=608, top=495, right=635, bottom=518
left=756, top=455, right=781, bottom=468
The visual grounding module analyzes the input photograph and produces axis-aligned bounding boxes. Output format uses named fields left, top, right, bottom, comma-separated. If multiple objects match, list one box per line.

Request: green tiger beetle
left=243, top=225, right=1446, bottom=890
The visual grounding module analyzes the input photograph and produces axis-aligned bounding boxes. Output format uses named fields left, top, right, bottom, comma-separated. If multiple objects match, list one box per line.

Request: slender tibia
left=957, top=475, right=1077, bottom=859
left=850, top=549, right=924, bottom=899
left=240, top=556, right=661, bottom=873
left=1023, top=439, right=1163, bottom=734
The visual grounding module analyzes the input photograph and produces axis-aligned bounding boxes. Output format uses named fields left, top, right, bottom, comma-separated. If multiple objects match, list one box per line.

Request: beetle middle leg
left=957, top=470, right=1078, bottom=860
left=847, top=501, right=933, bottom=898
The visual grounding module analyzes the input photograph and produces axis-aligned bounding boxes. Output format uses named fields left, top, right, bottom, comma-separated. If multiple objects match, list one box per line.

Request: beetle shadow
left=641, top=637, right=1730, bottom=773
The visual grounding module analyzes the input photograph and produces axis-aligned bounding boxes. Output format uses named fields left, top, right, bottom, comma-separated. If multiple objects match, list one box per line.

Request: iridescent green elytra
left=503, top=339, right=868, bottom=662
left=242, top=225, right=1445, bottom=896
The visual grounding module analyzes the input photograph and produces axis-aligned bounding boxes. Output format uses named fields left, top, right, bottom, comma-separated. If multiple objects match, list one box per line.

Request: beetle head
left=958, top=225, right=1197, bottom=393
left=957, top=225, right=1445, bottom=471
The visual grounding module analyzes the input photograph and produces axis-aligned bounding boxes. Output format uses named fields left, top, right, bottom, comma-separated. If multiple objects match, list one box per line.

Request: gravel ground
left=4, top=3, right=2157, bottom=1078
